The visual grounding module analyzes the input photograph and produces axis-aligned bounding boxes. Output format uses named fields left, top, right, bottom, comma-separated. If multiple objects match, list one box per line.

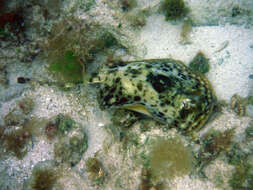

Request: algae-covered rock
left=189, top=52, right=210, bottom=74
left=54, top=127, right=88, bottom=166
left=160, top=0, right=188, bottom=20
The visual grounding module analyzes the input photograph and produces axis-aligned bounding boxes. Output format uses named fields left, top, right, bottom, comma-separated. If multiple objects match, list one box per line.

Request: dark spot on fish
left=147, top=73, right=176, bottom=93
left=137, top=82, right=143, bottom=91
left=134, top=96, right=141, bottom=101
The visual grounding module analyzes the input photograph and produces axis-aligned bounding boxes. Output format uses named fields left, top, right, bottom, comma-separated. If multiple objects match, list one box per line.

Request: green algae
left=148, top=136, right=194, bottom=181
left=161, top=0, right=188, bottom=21
left=54, top=128, right=88, bottom=166
left=48, top=50, right=84, bottom=83
left=45, top=17, right=121, bottom=84
left=189, top=52, right=210, bottom=74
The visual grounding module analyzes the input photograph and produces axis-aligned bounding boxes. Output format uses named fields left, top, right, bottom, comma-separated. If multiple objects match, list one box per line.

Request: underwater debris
left=54, top=127, right=88, bottom=166
left=17, top=76, right=31, bottom=84
left=189, top=51, right=210, bottom=74
left=148, top=136, right=194, bottom=181
left=160, top=0, right=188, bottom=21
left=85, top=157, right=106, bottom=184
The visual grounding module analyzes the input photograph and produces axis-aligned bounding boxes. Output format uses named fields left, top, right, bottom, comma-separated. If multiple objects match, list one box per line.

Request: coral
left=189, top=51, right=210, bottom=74
left=148, top=136, right=194, bottom=181
left=160, top=0, right=187, bottom=20
left=54, top=128, right=88, bottom=166
left=18, top=97, right=35, bottom=115
left=120, top=0, right=137, bottom=12
left=85, top=157, right=105, bottom=184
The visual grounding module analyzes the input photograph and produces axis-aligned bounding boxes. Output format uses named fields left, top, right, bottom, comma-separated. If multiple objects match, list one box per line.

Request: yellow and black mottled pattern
left=91, top=59, right=215, bottom=132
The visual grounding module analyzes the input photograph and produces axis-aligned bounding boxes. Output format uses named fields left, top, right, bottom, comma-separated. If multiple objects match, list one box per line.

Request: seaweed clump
left=24, top=161, right=58, bottom=190
left=1, top=107, right=38, bottom=159
left=197, top=129, right=235, bottom=173
left=45, top=18, right=120, bottom=84
left=31, top=168, right=57, bottom=190
left=160, top=0, right=188, bottom=21
left=1, top=120, right=37, bottom=159
left=85, top=157, right=106, bottom=184
left=148, top=136, right=194, bottom=181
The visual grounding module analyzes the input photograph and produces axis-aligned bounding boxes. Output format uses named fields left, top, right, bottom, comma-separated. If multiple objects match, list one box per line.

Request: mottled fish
left=90, top=58, right=215, bottom=132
